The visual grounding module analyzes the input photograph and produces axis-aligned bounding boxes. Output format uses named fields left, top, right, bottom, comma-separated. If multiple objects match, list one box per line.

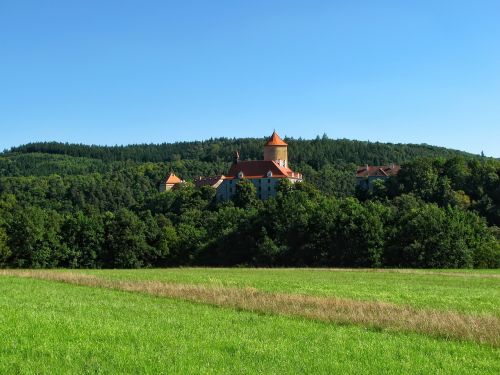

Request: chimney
left=233, top=150, right=240, bottom=164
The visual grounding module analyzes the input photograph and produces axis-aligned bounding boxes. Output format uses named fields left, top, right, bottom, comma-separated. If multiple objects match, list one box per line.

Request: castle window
left=268, top=179, right=271, bottom=184
left=268, top=186, right=271, bottom=192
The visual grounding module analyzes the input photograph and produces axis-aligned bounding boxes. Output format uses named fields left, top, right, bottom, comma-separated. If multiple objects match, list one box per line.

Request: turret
left=264, top=130, right=288, bottom=168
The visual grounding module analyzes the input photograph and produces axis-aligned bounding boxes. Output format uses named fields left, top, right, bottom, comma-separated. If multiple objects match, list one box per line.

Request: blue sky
left=1, top=1, right=499, bottom=156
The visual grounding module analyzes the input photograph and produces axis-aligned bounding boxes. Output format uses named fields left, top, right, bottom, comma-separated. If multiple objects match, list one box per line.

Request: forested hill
left=0, top=136, right=498, bottom=269
left=0, top=137, right=483, bottom=200
left=6, top=137, right=475, bottom=166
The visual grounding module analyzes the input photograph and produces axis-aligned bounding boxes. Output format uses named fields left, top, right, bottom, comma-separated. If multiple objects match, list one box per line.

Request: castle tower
left=264, top=130, right=288, bottom=168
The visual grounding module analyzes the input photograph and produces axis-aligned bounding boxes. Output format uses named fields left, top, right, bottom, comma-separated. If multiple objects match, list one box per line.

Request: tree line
left=0, top=178, right=498, bottom=269
left=8, top=135, right=473, bottom=166
left=357, top=157, right=500, bottom=227
left=0, top=139, right=498, bottom=269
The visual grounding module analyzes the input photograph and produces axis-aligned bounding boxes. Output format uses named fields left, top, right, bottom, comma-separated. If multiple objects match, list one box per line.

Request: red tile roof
left=226, top=160, right=301, bottom=179
left=164, top=173, right=182, bottom=184
left=265, top=131, right=288, bottom=146
left=356, top=165, right=401, bottom=178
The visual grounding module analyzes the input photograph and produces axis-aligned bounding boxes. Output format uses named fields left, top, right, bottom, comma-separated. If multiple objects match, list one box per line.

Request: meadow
left=0, top=268, right=499, bottom=374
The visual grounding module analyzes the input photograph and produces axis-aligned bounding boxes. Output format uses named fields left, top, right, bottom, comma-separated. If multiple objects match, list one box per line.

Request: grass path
left=1, top=275, right=499, bottom=374
left=1, top=270, right=499, bottom=346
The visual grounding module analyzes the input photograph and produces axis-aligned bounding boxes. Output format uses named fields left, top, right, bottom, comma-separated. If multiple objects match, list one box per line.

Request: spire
left=233, top=150, right=240, bottom=164
left=265, top=130, right=288, bottom=146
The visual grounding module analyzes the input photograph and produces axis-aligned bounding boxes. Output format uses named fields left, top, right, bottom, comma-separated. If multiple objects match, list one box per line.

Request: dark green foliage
left=8, top=138, right=472, bottom=165
left=61, top=211, right=104, bottom=268
left=384, top=196, right=485, bottom=268
left=0, top=227, right=11, bottom=267
left=6, top=206, right=64, bottom=268
left=291, top=197, right=388, bottom=267
left=380, top=157, right=500, bottom=226
left=103, top=209, right=152, bottom=268
left=233, top=180, right=258, bottom=208
left=0, top=139, right=497, bottom=269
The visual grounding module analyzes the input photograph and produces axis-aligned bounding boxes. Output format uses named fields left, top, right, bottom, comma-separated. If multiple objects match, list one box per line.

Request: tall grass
left=75, top=267, right=500, bottom=315
left=2, top=270, right=498, bottom=346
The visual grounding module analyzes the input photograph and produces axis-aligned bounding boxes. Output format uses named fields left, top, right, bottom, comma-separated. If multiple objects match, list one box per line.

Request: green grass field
left=1, top=269, right=499, bottom=374
left=75, top=268, right=500, bottom=315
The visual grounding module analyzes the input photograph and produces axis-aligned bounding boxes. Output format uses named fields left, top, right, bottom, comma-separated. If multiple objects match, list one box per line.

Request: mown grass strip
left=1, top=270, right=499, bottom=346
left=337, top=268, right=500, bottom=279
left=301, top=268, right=500, bottom=278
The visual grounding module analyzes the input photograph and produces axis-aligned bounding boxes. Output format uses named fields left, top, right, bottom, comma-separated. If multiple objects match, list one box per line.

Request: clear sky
left=1, top=1, right=499, bottom=156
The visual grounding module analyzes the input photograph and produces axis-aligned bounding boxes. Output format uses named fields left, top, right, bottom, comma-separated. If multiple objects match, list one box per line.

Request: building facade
left=159, top=131, right=303, bottom=199
left=216, top=131, right=303, bottom=201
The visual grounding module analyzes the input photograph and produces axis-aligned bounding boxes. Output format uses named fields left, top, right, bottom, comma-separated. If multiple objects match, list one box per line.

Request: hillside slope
left=5, top=137, right=476, bottom=167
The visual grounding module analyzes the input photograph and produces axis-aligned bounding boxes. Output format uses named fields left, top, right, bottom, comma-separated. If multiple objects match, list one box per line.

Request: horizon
left=1, top=1, right=499, bottom=157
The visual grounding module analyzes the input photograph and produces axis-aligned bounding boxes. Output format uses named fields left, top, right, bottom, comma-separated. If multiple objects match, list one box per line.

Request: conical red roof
left=265, top=131, right=287, bottom=146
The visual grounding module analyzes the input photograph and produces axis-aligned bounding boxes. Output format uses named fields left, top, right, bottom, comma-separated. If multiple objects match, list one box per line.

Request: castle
left=161, top=131, right=303, bottom=200
left=160, top=130, right=401, bottom=197
left=214, top=131, right=303, bottom=200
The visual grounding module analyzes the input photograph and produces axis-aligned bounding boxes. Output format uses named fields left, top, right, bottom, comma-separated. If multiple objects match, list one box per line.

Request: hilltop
left=5, top=137, right=476, bottom=167
left=0, top=137, right=480, bottom=199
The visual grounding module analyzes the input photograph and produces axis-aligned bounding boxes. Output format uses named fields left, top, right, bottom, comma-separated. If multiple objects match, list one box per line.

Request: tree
left=0, top=227, right=11, bottom=267
left=308, top=197, right=387, bottom=267
left=254, top=228, right=284, bottom=266
left=384, top=196, right=494, bottom=268
left=473, top=226, right=500, bottom=268
left=141, top=212, right=176, bottom=266
left=276, top=179, right=293, bottom=195
left=62, top=211, right=104, bottom=268
left=233, top=180, right=257, bottom=208
left=103, top=209, right=152, bottom=268
left=7, top=206, right=63, bottom=268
